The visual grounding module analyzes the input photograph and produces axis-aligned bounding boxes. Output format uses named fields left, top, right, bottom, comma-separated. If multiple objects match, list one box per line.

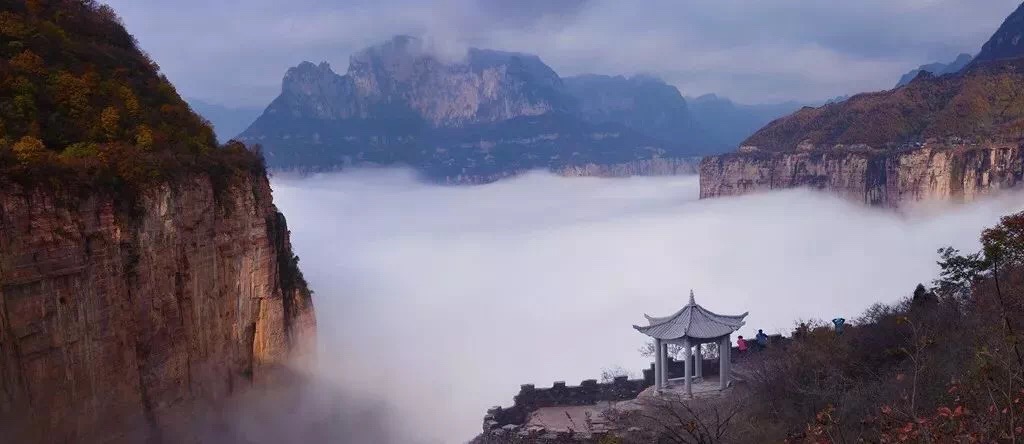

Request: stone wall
left=483, top=376, right=650, bottom=433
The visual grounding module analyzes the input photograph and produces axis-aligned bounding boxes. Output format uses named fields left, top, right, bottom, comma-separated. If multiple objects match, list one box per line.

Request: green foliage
left=0, top=0, right=265, bottom=201
left=935, top=211, right=1024, bottom=295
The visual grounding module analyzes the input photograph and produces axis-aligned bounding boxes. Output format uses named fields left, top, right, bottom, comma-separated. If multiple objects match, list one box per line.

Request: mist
left=269, top=169, right=1024, bottom=443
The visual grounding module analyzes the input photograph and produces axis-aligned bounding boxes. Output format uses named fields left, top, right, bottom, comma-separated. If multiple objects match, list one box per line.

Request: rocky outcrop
left=699, top=143, right=1024, bottom=206
left=0, top=171, right=315, bottom=443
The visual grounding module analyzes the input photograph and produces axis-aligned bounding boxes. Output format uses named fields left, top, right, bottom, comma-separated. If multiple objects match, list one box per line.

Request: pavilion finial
left=689, top=289, right=695, bottom=305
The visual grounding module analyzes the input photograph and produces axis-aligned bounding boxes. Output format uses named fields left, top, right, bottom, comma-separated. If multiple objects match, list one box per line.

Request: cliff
left=699, top=143, right=1023, bottom=206
left=699, top=2, right=1024, bottom=205
left=0, top=170, right=315, bottom=442
left=0, top=2, right=315, bottom=441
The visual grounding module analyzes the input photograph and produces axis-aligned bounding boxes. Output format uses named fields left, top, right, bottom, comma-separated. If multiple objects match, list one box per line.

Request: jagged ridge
left=240, top=36, right=714, bottom=180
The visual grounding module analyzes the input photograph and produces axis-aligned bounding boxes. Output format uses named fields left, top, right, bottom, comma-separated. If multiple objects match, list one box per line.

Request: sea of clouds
left=263, top=169, right=1024, bottom=443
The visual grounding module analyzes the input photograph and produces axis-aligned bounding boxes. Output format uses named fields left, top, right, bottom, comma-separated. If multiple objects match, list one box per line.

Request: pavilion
left=634, top=290, right=748, bottom=397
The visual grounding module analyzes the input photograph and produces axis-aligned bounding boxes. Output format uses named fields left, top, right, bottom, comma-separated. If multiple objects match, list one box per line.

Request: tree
left=12, top=135, right=48, bottom=162
left=100, top=106, right=120, bottom=141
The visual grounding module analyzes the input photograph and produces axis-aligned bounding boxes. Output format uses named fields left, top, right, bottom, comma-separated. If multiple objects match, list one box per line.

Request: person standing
left=737, top=335, right=749, bottom=354
left=832, top=318, right=846, bottom=335
left=755, top=329, right=769, bottom=350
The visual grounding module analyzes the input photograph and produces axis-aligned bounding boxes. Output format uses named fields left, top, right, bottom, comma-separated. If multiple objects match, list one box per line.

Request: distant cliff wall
left=699, top=144, right=1024, bottom=206
left=556, top=157, right=698, bottom=178
left=0, top=171, right=316, bottom=442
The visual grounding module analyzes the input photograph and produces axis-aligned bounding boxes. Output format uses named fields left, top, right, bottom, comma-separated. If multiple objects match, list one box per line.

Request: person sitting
left=755, top=329, right=769, bottom=350
left=736, top=336, right=748, bottom=353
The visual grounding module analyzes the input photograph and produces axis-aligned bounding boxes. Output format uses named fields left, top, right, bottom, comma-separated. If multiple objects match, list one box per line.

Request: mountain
left=971, top=2, right=1024, bottom=64
left=0, top=1, right=315, bottom=441
left=686, top=94, right=805, bottom=148
left=700, top=2, right=1024, bottom=207
left=562, top=74, right=725, bottom=155
left=187, top=98, right=262, bottom=142
left=240, top=36, right=718, bottom=181
left=894, top=53, right=972, bottom=87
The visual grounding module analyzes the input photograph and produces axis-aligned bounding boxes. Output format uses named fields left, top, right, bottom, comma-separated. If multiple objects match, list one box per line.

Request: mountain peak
left=972, top=2, right=1024, bottom=65
left=895, top=53, right=973, bottom=87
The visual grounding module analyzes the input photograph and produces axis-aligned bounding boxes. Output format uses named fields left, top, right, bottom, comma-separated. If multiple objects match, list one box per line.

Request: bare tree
left=608, top=392, right=747, bottom=444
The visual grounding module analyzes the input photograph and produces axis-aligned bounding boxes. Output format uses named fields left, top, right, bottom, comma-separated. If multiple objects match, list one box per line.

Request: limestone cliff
left=700, top=2, right=1024, bottom=206
left=700, top=143, right=1023, bottom=206
left=0, top=171, right=316, bottom=442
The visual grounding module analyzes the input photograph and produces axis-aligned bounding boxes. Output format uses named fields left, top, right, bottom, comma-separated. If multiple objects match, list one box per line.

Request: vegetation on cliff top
left=0, top=0, right=264, bottom=192
left=743, top=59, right=1024, bottom=153
left=742, top=1, right=1024, bottom=153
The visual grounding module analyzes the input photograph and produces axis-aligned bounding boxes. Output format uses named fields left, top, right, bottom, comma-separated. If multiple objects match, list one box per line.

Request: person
left=755, top=329, right=769, bottom=350
left=832, top=317, right=846, bottom=335
left=736, top=335, right=748, bottom=353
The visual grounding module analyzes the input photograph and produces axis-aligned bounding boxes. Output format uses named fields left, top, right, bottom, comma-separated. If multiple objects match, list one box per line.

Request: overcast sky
left=102, top=0, right=1021, bottom=108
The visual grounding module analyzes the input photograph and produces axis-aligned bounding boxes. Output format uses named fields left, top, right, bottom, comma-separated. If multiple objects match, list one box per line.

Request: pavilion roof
left=633, top=290, right=748, bottom=340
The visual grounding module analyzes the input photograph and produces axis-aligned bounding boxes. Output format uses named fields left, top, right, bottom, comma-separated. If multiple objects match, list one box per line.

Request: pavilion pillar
left=720, top=335, right=730, bottom=390
left=695, top=344, right=704, bottom=379
left=661, top=341, right=669, bottom=387
left=683, top=339, right=692, bottom=397
left=654, top=338, right=663, bottom=391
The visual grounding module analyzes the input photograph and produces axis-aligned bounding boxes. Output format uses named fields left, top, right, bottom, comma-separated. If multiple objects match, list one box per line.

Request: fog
left=269, top=170, right=1024, bottom=443
left=106, top=0, right=1019, bottom=106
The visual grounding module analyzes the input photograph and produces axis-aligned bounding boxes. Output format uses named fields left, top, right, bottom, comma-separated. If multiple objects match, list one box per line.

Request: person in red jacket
left=736, top=336, right=748, bottom=353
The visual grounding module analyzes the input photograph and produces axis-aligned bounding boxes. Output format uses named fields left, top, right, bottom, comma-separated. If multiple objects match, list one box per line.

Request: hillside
left=700, top=1, right=1024, bottom=206
left=0, top=0, right=277, bottom=199
left=741, top=59, right=1024, bottom=153
left=971, top=1, right=1024, bottom=64
left=0, top=2, right=315, bottom=441
left=476, top=210, right=1024, bottom=443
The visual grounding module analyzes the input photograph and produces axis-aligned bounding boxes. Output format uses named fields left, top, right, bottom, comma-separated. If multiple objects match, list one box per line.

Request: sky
left=266, top=169, right=1024, bottom=443
left=101, top=0, right=1021, bottom=108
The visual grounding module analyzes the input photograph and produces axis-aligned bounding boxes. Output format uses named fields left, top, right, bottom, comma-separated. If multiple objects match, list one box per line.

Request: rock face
left=972, top=2, right=1024, bottom=65
left=700, top=3, right=1024, bottom=206
left=699, top=143, right=1024, bottom=206
left=270, top=36, right=567, bottom=126
left=0, top=171, right=316, bottom=442
left=241, top=36, right=714, bottom=181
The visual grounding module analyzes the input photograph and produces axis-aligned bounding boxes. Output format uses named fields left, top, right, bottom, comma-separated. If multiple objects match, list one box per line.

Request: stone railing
left=641, top=356, right=722, bottom=386
left=483, top=376, right=650, bottom=433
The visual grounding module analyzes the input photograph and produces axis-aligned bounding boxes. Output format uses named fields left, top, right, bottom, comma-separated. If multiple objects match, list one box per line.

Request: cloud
left=101, top=0, right=1020, bottom=107
left=269, top=169, right=1024, bottom=442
